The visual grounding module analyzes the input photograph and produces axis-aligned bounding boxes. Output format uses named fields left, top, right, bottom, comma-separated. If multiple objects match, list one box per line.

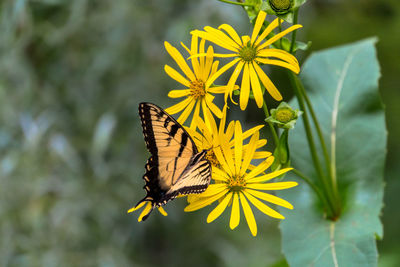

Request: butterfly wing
left=136, top=102, right=211, bottom=220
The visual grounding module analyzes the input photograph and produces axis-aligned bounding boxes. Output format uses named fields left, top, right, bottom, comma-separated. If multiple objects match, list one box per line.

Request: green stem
left=262, top=100, right=280, bottom=146
left=298, top=81, right=340, bottom=204
left=217, top=0, right=253, bottom=7
left=278, top=19, right=283, bottom=49
left=289, top=8, right=299, bottom=53
left=288, top=71, right=337, bottom=217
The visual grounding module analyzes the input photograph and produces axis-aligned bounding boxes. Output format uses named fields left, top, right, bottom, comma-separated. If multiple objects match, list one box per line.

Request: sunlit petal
left=164, top=65, right=191, bottom=87
left=184, top=188, right=229, bottom=212
left=239, top=63, right=251, bottom=110
left=177, top=99, right=196, bottom=124
left=230, top=192, right=240, bottom=229
left=247, top=167, right=293, bottom=183
left=165, top=41, right=196, bottom=81
left=243, top=190, right=284, bottom=219
left=165, top=97, right=193, bottom=114
left=239, top=192, right=257, bottom=236
left=168, top=89, right=191, bottom=98
left=249, top=63, right=264, bottom=108
left=258, top=24, right=303, bottom=50
left=245, top=188, right=293, bottom=209
left=250, top=10, right=267, bottom=45
left=218, top=24, right=242, bottom=46
left=246, top=181, right=298, bottom=190
left=253, top=62, right=282, bottom=101
left=207, top=192, right=233, bottom=223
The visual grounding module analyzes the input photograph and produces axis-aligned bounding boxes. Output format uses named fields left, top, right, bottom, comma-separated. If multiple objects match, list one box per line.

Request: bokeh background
left=0, top=0, right=399, bottom=266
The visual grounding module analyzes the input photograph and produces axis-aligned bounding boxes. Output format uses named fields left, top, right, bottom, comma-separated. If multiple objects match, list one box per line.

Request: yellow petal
left=164, top=65, right=191, bottom=87
left=242, top=125, right=264, bottom=140
left=218, top=24, right=242, bottom=46
left=203, top=106, right=219, bottom=137
left=184, top=188, right=229, bottom=212
left=257, top=48, right=299, bottom=67
left=219, top=104, right=228, bottom=136
left=165, top=97, right=192, bottom=114
left=191, top=30, right=236, bottom=52
left=239, top=192, right=257, bottom=236
left=190, top=101, right=201, bottom=129
left=240, top=131, right=259, bottom=176
left=220, top=135, right=235, bottom=175
left=198, top=183, right=228, bottom=197
left=243, top=190, right=285, bottom=219
left=165, top=41, right=196, bottom=81
left=204, top=26, right=241, bottom=51
left=241, top=35, right=250, bottom=46
left=189, top=35, right=201, bottom=79
left=247, top=167, right=293, bottom=183
left=209, top=61, right=220, bottom=81
left=205, top=94, right=223, bottom=118
left=250, top=10, right=267, bottom=45
left=168, top=89, right=191, bottom=98
left=207, top=192, right=233, bottom=223
left=239, top=63, right=251, bottom=110
left=257, top=58, right=300, bottom=74
left=225, top=121, right=235, bottom=140
left=206, top=58, right=240, bottom=89
left=234, top=121, right=243, bottom=175
left=225, top=61, right=244, bottom=103
left=230, top=192, right=240, bottom=229
left=213, top=146, right=232, bottom=176
left=203, top=46, right=214, bottom=82
left=245, top=188, right=293, bottom=209
left=212, top=166, right=230, bottom=181
left=245, top=156, right=275, bottom=180
left=252, top=62, right=282, bottom=101
left=258, top=24, right=303, bottom=50
left=246, top=181, right=298, bottom=190
left=249, top=63, right=264, bottom=108
left=199, top=38, right=206, bottom=69
left=254, top=18, right=282, bottom=47
left=177, top=99, right=196, bottom=124
left=208, top=85, right=229, bottom=94
left=253, top=151, right=272, bottom=159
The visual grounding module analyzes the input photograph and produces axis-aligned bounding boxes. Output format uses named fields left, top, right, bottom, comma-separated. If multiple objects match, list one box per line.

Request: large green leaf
left=279, top=39, right=386, bottom=267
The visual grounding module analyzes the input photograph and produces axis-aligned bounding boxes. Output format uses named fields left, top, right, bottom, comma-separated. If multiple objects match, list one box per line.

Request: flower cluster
left=131, top=10, right=301, bottom=236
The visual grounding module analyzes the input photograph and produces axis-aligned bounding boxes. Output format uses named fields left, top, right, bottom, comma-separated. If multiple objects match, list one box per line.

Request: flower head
left=184, top=121, right=297, bottom=236
left=164, top=35, right=229, bottom=128
left=191, top=11, right=301, bottom=110
left=185, top=107, right=271, bottom=171
left=266, top=101, right=302, bottom=129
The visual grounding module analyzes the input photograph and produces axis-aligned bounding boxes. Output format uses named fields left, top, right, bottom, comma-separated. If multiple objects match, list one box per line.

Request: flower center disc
left=190, top=80, right=206, bottom=99
left=276, top=108, right=295, bottom=123
left=239, top=46, right=257, bottom=62
left=228, top=176, right=247, bottom=191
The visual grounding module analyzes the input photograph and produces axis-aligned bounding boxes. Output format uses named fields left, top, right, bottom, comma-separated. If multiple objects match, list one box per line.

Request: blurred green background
left=0, top=0, right=399, bottom=266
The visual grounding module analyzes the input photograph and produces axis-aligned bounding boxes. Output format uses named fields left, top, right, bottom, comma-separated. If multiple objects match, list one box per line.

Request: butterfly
left=134, top=102, right=211, bottom=221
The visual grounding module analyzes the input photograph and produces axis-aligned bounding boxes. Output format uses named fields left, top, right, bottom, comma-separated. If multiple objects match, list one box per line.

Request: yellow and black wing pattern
left=135, top=102, right=211, bottom=221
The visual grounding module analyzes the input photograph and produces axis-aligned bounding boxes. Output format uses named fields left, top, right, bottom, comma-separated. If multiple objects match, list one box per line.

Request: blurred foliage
left=0, top=0, right=399, bottom=266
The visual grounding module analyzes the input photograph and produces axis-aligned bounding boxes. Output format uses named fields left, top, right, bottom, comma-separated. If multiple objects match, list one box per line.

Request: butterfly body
left=136, top=102, right=211, bottom=220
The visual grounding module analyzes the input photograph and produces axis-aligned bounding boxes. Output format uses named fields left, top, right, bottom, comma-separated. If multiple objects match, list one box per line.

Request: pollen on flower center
left=205, top=149, right=219, bottom=167
left=275, top=107, right=295, bottom=123
left=190, top=79, right=206, bottom=99
left=239, top=46, right=257, bottom=62
left=228, top=175, right=247, bottom=191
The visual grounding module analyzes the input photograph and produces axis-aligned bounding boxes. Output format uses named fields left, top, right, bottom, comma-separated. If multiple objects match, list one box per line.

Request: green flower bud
left=268, top=0, right=293, bottom=15
left=265, top=102, right=302, bottom=129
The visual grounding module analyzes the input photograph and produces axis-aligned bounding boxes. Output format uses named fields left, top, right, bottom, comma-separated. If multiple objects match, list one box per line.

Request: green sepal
left=261, top=0, right=307, bottom=23
left=271, top=129, right=291, bottom=172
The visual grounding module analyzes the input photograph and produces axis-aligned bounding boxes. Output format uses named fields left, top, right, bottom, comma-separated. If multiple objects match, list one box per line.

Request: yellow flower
left=127, top=201, right=167, bottom=222
left=184, top=121, right=297, bottom=236
left=185, top=106, right=271, bottom=170
left=164, top=35, right=229, bottom=128
left=191, top=10, right=302, bottom=110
